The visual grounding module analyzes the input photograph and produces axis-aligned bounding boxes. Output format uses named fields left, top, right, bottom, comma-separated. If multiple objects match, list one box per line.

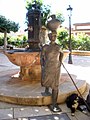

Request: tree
left=56, top=13, right=65, bottom=24
left=0, top=15, right=19, bottom=50
left=57, top=27, right=68, bottom=49
left=0, top=15, right=19, bottom=33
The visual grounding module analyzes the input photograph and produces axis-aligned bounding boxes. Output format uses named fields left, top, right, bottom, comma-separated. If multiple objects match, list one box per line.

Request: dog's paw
left=71, top=113, right=75, bottom=116
left=82, top=110, right=88, bottom=114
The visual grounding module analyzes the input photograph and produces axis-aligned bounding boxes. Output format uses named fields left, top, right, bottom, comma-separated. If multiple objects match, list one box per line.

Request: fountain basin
left=4, top=50, right=69, bottom=66
left=4, top=50, right=69, bottom=81
left=4, top=51, right=40, bottom=66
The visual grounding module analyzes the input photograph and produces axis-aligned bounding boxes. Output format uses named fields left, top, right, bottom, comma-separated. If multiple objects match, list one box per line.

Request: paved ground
left=0, top=52, right=90, bottom=120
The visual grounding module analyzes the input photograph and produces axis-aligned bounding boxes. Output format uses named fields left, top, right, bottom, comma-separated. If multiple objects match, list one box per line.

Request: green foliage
left=57, top=28, right=68, bottom=49
left=56, top=13, right=65, bottom=24
left=70, top=34, right=77, bottom=50
left=7, top=35, right=28, bottom=48
left=75, top=33, right=90, bottom=51
left=26, top=0, right=43, bottom=10
left=0, top=31, right=90, bottom=50
left=57, top=30, right=90, bottom=51
left=0, top=33, right=4, bottom=45
left=0, top=15, right=19, bottom=33
left=0, top=33, right=28, bottom=48
left=41, top=4, right=51, bottom=26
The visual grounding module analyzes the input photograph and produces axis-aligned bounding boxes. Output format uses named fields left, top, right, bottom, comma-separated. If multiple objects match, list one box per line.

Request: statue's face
left=48, top=32, right=57, bottom=42
left=51, top=34, right=57, bottom=42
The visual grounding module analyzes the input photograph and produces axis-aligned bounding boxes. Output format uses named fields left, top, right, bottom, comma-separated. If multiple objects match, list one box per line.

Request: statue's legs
left=50, top=88, right=62, bottom=112
left=52, top=88, right=58, bottom=107
left=45, top=87, right=49, bottom=94
left=44, top=87, right=51, bottom=95
left=41, top=87, right=51, bottom=96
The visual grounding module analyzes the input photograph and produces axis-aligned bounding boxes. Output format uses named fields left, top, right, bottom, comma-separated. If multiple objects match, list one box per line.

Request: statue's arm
left=40, top=47, right=45, bottom=67
left=59, top=51, right=64, bottom=64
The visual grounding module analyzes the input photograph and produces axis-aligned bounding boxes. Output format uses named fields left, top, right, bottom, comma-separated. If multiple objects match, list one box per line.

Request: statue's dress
left=41, top=43, right=63, bottom=89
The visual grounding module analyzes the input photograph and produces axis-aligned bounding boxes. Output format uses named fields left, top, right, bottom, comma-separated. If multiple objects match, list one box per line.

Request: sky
left=0, top=0, right=90, bottom=30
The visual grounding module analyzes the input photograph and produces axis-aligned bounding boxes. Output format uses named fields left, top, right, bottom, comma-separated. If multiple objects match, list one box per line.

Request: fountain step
left=0, top=67, right=87, bottom=106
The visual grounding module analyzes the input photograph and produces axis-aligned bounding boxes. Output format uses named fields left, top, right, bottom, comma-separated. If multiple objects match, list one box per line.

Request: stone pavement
left=0, top=52, right=90, bottom=120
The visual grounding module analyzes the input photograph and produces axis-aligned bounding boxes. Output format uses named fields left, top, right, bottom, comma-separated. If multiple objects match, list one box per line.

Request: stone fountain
left=4, top=3, right=68, bottom=82
left=0, top=1, right=86, bottom=105
left=4, top=1, right=42, bottom=81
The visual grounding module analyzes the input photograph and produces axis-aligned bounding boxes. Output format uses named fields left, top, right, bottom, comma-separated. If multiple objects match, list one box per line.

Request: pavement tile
left=0, top=118, right=17, bottom=120
left=14, top=107, right=34, bottom=118
left=67, top=112, right=77, bottom=120
left=17, top=113, right=70, bottom=120
left=17, top=118, right=29, bottom=120
left=0, top=108, right=13, bottom=119
left=59, top=103, right=71, bottom=112
left=0, top=102, right=24, bottom=109
left=32, top=106, right=52, bottom=116
left=75, top=111, right=90, bottom=120
left=31, top=113, right=70, bottom=120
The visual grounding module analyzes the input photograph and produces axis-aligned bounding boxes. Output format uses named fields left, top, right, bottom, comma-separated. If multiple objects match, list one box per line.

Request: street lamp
left=67, top=5, right=73, bottom=64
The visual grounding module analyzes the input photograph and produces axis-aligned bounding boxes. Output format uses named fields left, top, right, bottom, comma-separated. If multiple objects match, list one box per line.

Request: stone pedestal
left=1, top=50, right=84, bottom=106
left=0, top=65, right=87, bottom=105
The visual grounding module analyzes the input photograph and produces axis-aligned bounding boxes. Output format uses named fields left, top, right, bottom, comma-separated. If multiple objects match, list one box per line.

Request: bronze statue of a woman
left=41, top=31, right=63, bottom=112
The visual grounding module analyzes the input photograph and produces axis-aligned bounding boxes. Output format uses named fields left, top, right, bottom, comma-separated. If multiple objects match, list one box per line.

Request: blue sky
left=0, top=0, right=90, bottom=30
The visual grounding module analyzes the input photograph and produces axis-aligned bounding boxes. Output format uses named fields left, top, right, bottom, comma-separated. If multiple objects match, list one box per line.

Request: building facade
left=72, top=22, right=90, bottom=35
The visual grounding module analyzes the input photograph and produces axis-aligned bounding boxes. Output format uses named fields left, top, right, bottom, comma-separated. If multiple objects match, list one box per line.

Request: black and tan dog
left=66, top=93, right=88, bottom=116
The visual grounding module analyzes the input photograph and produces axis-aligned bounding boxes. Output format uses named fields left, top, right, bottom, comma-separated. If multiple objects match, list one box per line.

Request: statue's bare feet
left=45, top=87, right=51, bottom=95
left=49, top=104, right=62, bottom=112
left=41, top=91, right=51, bottom=96
left=41, top=87, right=51, bottom=96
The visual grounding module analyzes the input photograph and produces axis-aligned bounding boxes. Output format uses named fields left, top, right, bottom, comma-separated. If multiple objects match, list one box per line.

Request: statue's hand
left=41, top=66, right=44, bottom=69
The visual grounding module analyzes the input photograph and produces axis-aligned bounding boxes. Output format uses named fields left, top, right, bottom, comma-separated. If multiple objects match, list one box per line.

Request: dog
left=86, top=90, right=90, bottom=112
left=66, top=93, right=87, bottom=116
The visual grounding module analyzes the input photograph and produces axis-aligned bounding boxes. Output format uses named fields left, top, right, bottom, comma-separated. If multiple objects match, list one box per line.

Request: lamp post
left=67, top=5, right=73, bottom=64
